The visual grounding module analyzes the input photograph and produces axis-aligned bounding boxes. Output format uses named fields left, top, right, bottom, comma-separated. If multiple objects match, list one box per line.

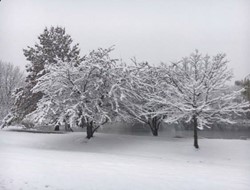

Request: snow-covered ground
left=0, top=130, right=249, bottom=190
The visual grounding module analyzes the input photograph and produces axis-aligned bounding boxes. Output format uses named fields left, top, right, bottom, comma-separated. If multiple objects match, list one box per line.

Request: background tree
left=235, top=75, right=250, bottom=102
left=0, top=61, right=24, bottom=121
left=144, top=51, right=250, bottom=148
left=235, top=74, right=250, bottom=119
left=24, top=26, right=82, bottom=84
left=2, top=26, right=82, bottom=128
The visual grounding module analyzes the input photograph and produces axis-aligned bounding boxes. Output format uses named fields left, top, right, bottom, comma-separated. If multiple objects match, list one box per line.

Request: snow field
left=0, top=131, right=249, bottom=190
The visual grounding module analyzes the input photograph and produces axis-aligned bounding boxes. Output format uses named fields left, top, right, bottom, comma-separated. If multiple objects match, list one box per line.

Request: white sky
left=0, top=0, right=249, bottom=80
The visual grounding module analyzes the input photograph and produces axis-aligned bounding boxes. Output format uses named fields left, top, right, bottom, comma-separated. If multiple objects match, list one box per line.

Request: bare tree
left=0, top=61, right=24, bottom=120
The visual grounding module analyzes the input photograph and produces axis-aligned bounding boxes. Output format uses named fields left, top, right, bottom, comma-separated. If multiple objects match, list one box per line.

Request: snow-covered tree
left=29, top=47, right=119, bottom=138
left=110, top=60, right=166, bottom=136
left=2, top=26, right=83, bottom=128
left=145, top=50, right=250, bottom=148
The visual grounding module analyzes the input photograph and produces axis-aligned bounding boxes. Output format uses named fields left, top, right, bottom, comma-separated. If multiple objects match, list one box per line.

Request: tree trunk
left=65, top=122, right=73, bottom=132
left=193, top=115, right=199, bottom=149
left=54, top=124, right=60, bottom=131
left=79, top=117, right=85, bottom=128
left=149, top=116, right=160, bottom=136
left=86, top=121, right=94, bottom=139
left=151, top=128, right=158, bottom=136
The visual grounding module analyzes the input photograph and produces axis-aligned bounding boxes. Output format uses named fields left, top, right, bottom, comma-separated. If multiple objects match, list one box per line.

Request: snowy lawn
left=0, top=130, right=249, bottom=190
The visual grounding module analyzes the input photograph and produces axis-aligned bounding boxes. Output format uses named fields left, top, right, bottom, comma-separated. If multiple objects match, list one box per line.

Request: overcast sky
left=0, top=0, right=249, bottom=80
